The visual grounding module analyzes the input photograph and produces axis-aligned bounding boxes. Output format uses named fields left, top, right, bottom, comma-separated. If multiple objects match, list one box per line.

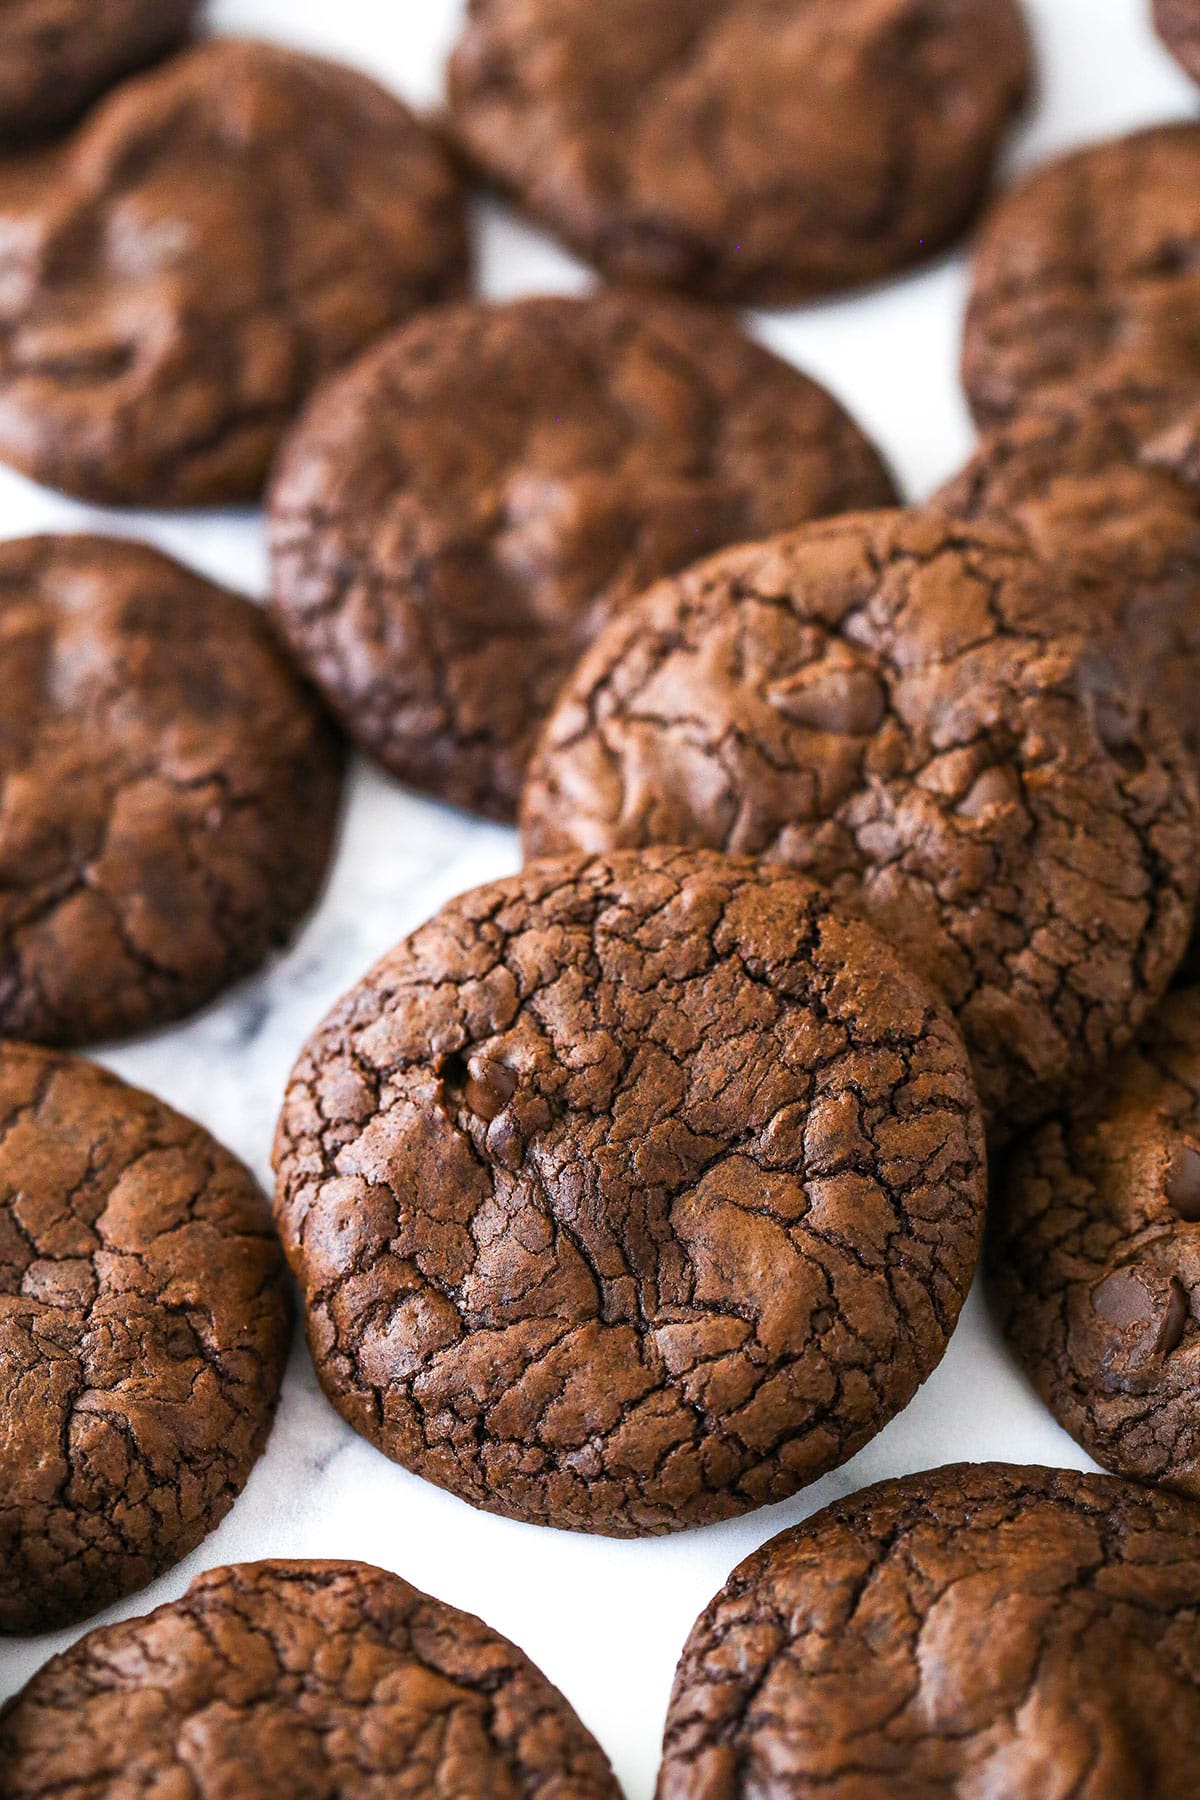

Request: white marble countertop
left=1, top=3, right=1196, bottom=1793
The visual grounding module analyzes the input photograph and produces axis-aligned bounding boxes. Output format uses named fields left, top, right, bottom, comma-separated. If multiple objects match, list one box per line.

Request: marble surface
left=0, top=3, right=1196, bottom=1794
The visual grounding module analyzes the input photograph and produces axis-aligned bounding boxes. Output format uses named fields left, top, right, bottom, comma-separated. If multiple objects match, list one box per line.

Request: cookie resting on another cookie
left=273, top=847, right=986, bottom=1536
left=521, top=510, right=1200, bottom=1135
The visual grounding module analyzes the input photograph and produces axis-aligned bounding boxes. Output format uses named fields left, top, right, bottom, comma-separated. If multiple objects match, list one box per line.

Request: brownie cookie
left=0, top=39, right=467, bottom=504
left=0, top=1046, right=290, bottom=1635
left=0, top=0, right=200, bottom=142
left=269, top=293, right=898, bottom=822
left=0, top=535, right=343, bottom=1047
left=447, top=0, right=1031, bottom=305
left=933, top=403, right=1200, bottom=771
left=993, top=986, right=1200, bottom=1496
left=963, top=125, right=1200, bottom=427
left=521, top=511, right=1200, bottom=1134
left=1155, top=0, right=1200, bottom=82
left=274, top=847, right=986, bottom=1536
left=658, top=1462, right=1200, bottom=1799
left=0, top=1560, right=621, bottom=1795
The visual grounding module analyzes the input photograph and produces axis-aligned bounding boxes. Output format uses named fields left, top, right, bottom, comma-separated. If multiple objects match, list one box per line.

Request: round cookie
left=447, top=0, right=1031, bottom=305
left=520, top=510, right=1200, bottom=1135
left=658, top=1463, right=1200, bottom=1799
left=0, top=534, right=343, bottom=1047
left=0, top=39, right=467, bottom=504
left=963, top=125, right=1200, bottom=428
left=933, top=403, right=1200, bottom=769
left=269, top=292, right=898, bottom=822
left=993, top=986, right=1200, bottom=1497
left=0, top=0, right=199, bottom=141
left=0, top=1045, right=290, bottom=1635
left=0, top=0, right=200, bottom=141
left=0, top=1559, right=621, bottom=1796
left=1155, top=0, right=1200, bottom=82
left=274, top=847, right=986, bottom=1537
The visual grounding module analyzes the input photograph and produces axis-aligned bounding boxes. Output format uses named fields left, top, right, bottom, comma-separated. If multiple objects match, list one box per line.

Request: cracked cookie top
left=1156, top=0, right=1200, bottom=82
left=0, top=1558, right=621, bottom=1796
left=0, top=38, right=467, bottom=503
left=521, top=510, right=1200, bottom=1135
left=932, top=403, right=1200, bottom=771
left=0, top=1045, right=290, bottom=1635
left=0, top=0, right=200, bottom=141
left=273, top=847, right=985, bottom=1537
left=963, top=125, right=1200, bottom=427
left=658, top=1462, right=1200, bottom=1800
left=446, top=0, right=1030, bottom=304
left=0, top=534, right=344, bottom=1048
left=994, top=985, right=1200, bottom=1498
left=268, top=292, right=898, bottom=822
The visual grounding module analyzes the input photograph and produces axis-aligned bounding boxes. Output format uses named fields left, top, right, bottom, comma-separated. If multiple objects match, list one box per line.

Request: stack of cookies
left=3, top=1, right=1200, bottom=1795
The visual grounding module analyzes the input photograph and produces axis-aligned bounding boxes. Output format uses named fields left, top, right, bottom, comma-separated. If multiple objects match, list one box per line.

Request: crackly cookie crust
left=994, top=985, right=1200, bottom=1496
left=521, top=510, right=1200, bottom=1133
left=0, top=534, right=343, bottom=1046
left=658, top=1462, right=1200, bottom=1799
left=0, top=1046, right=290, bottom=1634
left=268, top=292, right=897, bottom=820
left=0, top=1559, right=621, bottom=1795
left=273, top=847, right=985, bottom=1536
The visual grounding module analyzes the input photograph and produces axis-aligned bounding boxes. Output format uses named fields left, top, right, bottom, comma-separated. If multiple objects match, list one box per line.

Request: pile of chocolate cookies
left=4, top=0, right=1200, bottom=1794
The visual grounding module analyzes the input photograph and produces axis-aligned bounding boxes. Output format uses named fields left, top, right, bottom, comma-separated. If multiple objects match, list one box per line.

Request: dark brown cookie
left=0, top=0, right=200, bottom=141
left=0, top=39, right=467, bottom=504
left=0, top=534, right=343, bottom=1047
left=520, top=510, right=1200, bottom=1134
left=447, top=0, right=1031, bottom=305
left=268, top=292, right=898, bottom=822
left=0, top=1559, right=621, bottom=1795
left=274, top=847, right=986, bottom=1537
left=993, top=986, right=1200, bottom=1497
left=963, top=125, right=1200, bottom=428
left=1155, top=0, right=1200, bottom=82
left=0, top=1046, right=290, bottom=1635
left=932, top=403, right=1200, bottom=771
left=658, top=1462, right=1200, bottom=1799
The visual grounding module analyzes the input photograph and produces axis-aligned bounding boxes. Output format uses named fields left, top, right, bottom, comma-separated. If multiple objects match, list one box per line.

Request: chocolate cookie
left=447, top=0, right=1031, bottom=305
left=0, top=1559, right=621, bottom=1795
left=1155, top=0, right=1200, bottom=82
left=0, top=39, right=467, bottom=504
left=274, top=847, right=986, bottom=1536
left=993, top=986, right=1200, bottom=1497
left=269, top=292, right=898, bottom=822
left=0, top=534, right=343, bottom=1047
left=658, top=1462, right=1200, bottom=1799
left=933, top=403, right=1200, bottom=771
left=963, top=125, right=1200, bottom=427
left=0, top=1046, right=290, bottom=1635
left=520, top=511, right=1200, bottom=1134
left=0, top=0, right=200, bottom=142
